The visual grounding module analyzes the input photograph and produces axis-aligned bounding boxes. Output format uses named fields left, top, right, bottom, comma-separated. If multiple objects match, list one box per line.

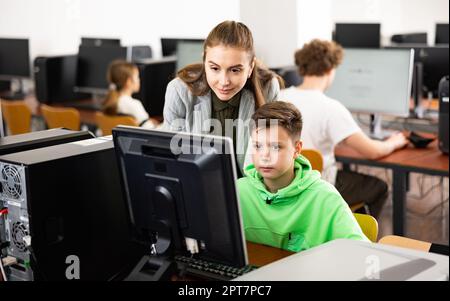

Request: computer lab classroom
left=0, top=0, right=448, bottom=282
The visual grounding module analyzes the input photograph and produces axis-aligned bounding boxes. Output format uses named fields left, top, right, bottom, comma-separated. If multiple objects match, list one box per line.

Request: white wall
left=0, top=0, right=240, bottom=60
left=240, top=0, right=298, bottom=68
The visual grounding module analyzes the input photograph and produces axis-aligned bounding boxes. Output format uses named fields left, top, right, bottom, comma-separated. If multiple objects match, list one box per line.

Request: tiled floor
left=353, top=165, right=449, bottom=245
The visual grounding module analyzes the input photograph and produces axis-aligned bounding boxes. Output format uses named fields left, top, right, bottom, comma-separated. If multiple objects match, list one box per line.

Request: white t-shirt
left=279, top=87, right=362, bottom=185
left=117, top=95, right=155, bottom=129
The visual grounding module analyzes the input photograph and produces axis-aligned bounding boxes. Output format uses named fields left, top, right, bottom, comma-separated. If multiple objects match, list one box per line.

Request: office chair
left=353, top=213, right=378, bottom=242
left=95, top=112, right=137, bottom=136
left=40, top=104, right=80, bottom=131
left=278, top=66, right=303, bottom=88
left=1, top=100, right=32, bottom=135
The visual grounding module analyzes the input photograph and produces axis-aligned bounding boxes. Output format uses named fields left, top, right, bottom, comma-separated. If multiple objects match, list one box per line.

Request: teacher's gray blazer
left=163, top=77, right=280, bottom=172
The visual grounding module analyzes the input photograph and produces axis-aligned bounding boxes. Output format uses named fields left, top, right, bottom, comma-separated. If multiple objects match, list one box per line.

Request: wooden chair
left=1, top=100, right=32, bottom=135
left=353, top=213, right=378, bottom=242
left=40, top=104, right=80, bottom=131
left=95, top=112, right=137, bottom=136
left=301, top=149, right=323, bottom=172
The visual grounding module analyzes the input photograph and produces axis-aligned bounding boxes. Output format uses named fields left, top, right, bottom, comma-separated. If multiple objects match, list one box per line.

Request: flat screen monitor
left=176, top=40, right=203, bottom=71
left=386, top=46, right=449, bottom=98
left=326, top=48, right=414, bottom=116
left=81, top=37, right=121, bottom=47
left=0, top=38, right=30, bottom=79
left=112, top=126, right=248, bottom=276
left=161, top=38, right=204, bottom=57
left=75, top=45, right=127, bottom=93
left=435, top=23, right=449, bottom=45
left=334, top=23, right=381, bottom=48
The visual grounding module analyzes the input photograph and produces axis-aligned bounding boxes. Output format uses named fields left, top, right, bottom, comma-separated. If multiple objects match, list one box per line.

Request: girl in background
left=103, top=60, right=159, bottom=129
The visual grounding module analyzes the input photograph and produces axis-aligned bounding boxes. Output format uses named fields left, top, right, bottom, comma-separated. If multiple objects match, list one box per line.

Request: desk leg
left=406, top=172, right=410, bottom=192
left=393, top=169, right=407, bottom=236
left=343, top=163, right=351, bottom=172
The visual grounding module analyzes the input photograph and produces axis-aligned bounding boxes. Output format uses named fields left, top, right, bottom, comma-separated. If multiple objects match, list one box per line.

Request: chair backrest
left=378, top=235, right=431, bottom=252
left=301, top=149, right=323, bottom=172
left=41, top=104, right=80, bottom=131
left=1, top=100, right=32, bottom=135
left=95, top=112, right=137, bottom=136
left=278, top=66, right=303, bottom=88
left=353, top=213, right=378, bottom=242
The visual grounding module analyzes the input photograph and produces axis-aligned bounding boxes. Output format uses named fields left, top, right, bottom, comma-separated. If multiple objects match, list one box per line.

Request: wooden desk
left=246, top=242, right=293, bottom=267
left=335, top=141, right=449, bottom=236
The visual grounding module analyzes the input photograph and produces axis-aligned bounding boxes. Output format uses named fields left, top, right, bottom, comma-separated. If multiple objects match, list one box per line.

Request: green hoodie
left=237, top=155, right=369, bottom=252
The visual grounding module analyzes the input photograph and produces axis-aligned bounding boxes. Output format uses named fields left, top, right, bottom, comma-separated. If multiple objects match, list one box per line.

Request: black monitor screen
left=416, top=46, right=449, bottom=97
left=0, top=38, right=30, bottom=78
left=134, top=58, right=176, bottom=117
left=334, top=23, right=381, bottom=48
left=76, top=45, right=127, bottom=92
left=161, top=38, right=204, bottom=57
left=112, top=126, right=247, bottom=269
left=81, top=37, right=121, bottom=47
left=389, top=46, right=450, bottom=97
left=435, top=24, right=449, bottom=45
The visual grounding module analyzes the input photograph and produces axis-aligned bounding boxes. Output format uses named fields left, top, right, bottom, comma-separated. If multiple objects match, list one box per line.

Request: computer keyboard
left=175, top=255, right=258, bottom=281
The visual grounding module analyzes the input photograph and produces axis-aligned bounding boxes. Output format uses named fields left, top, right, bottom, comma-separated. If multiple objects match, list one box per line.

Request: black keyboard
left=175, top=255, right=258, bottom=281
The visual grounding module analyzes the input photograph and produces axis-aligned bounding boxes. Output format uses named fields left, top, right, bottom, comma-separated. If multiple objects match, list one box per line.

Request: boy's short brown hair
left=295, top=39, right=344, bottom=77
left=251, top=101, right=303, bottom=141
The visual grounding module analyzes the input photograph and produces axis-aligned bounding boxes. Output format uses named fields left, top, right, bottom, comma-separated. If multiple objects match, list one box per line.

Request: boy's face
left=251, top=125, right=302, bottom=181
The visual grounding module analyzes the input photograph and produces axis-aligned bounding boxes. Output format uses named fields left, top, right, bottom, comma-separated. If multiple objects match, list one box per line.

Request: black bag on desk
left=438, top=76, right=449, bottom=154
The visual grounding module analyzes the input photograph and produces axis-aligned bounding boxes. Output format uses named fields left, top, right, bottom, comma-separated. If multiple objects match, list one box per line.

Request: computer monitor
left=134, top=57, right=176, bottom=117
left=75, top=45, right=127, bottom=94
left=325, top=48, right=414, bottom=139
left=334, top=23, right=381, bottom=48
left=80, top=37, right=121, bottom=47
left=112, top=126, right=248, bottom=280
left=0, top=38, right=30, bottom=99
left=387, top=46, right=449, bottom=98
left=176, top=40, right=204, bottom=71
left=435, top=23, right=449, bottom=45
left=161, top=38, right=204, bottom=57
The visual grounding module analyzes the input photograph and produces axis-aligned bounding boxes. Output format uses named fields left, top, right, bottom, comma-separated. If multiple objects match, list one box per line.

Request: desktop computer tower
left=0, top=129, right=94, bottom=280
left=0, top=137, right=144, bottom=281
left=438, top=76, right=449, bottom=154
left=0, top=128, right=94, bottom=156
left=34, top=55, right=90, bottom=104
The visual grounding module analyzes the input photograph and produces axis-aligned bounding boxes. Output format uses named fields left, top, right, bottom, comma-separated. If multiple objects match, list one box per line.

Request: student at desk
left=163, top=20, right=283, bottom=175
left=279, top=39, right=409, bottom=218
left=237, top=101, right=368, bottom=252
left=102, top=60, right=159, bottom=129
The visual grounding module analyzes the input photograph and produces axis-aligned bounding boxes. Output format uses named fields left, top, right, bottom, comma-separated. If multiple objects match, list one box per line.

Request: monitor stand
left=125, top=230, right=177, bottom=281
left=368, top=114, right=395, bottom=141
left=125, top=254, right=177, bottom=281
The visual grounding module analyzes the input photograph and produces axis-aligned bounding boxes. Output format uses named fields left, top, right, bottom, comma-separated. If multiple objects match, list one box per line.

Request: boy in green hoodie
left=237, top=101, right=369, bottom=252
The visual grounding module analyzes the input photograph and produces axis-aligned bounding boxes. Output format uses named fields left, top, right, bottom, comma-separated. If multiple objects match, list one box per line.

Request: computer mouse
left=408, top=131, right=435, bottom=148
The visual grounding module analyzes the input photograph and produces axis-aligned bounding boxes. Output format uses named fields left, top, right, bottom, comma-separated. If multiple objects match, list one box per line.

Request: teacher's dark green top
left=211, top=91, right=241, bottom=152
